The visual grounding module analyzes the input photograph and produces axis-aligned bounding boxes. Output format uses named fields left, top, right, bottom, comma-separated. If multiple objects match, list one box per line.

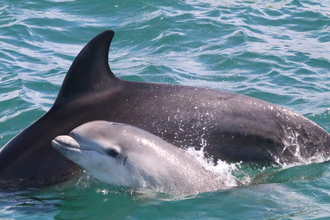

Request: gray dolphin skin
left=52, top=121, right=225, bottom=195
left=0, top=30, right=329, bottom=189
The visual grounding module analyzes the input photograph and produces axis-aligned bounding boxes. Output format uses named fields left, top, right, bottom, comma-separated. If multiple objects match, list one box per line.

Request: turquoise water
left=1, top=0, right=330, bottom=219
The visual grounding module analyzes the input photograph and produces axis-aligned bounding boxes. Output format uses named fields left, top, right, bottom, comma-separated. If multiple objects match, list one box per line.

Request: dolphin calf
left=0, top=30, right=329, bottom=188
left=52, top=121, right=227, bottom=195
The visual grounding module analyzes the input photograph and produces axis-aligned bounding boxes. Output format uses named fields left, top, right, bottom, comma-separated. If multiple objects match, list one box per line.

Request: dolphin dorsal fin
left=56, top=30, right=117, bottom=101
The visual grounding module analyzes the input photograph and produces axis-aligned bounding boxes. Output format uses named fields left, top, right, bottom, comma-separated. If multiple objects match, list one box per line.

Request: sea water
left=1, top=0, right=330, bottom=219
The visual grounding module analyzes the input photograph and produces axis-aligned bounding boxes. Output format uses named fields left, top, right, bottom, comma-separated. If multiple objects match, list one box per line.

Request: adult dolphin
left=0, top=30, right=329, bottom=189
left=52, top=121, right=228, bottom=195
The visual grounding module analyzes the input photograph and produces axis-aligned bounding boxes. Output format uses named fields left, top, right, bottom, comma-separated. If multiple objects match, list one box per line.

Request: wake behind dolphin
left=52, top=121, right=230, bottom=195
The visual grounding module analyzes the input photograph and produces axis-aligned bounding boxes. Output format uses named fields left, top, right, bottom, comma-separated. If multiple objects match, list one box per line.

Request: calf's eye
left=107, top=149, right=119, bottom=157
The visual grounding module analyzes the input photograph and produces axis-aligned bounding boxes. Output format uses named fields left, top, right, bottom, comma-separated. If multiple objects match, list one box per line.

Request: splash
left=185, top=146, right=241, bottom=188
left=273, top=126, right=329, bottom=169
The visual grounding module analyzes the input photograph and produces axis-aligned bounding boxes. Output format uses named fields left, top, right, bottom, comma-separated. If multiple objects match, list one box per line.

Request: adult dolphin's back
left=0, top=30, right=329, bottom=188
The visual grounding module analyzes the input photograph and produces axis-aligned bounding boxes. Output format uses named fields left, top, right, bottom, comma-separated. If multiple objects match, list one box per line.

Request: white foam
left=185, top=147, right=241, bottom=188
left=272, top=126, right=330, bottom=169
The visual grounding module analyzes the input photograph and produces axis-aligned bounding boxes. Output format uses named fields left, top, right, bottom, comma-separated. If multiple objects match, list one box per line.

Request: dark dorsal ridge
left=56, top=30, right=118, bottom=101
